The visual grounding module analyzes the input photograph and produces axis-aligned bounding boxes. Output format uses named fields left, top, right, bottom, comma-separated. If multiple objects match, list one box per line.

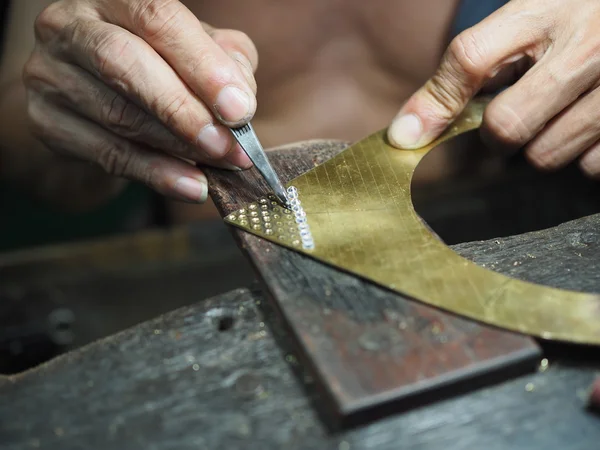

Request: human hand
left=388, top=0, right=600, bottom=178
left=24, top=0, right=258, bottom=203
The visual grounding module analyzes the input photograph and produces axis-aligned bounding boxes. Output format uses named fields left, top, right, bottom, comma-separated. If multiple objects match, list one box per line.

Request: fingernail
left=173, top=176, right=207, bottom=203
left=389, top=114, right=423, bottom=149
left=215, top=161, right=243, bottom=171
left=214, top=86, right=253, bottom=123
left=197, top=124, right=231, bottom=158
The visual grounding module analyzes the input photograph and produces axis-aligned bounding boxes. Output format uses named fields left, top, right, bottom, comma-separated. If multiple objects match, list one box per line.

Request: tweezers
left=230, top=123, right=288, bottom=205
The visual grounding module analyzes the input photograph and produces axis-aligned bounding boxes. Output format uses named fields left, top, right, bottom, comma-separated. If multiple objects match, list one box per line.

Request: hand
left=388, top=0, right=600, bottom=179
left=24, top=0, right=258, bottom=203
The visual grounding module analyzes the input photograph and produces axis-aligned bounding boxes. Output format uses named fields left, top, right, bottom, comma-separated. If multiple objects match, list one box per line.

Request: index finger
left=387, top=3, right=545, bottom=149
left=100, top=0, right=256, bottom=126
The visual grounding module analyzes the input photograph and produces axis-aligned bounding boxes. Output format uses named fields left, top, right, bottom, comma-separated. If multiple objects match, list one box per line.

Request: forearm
left=0, top=78, right=128, bottom=212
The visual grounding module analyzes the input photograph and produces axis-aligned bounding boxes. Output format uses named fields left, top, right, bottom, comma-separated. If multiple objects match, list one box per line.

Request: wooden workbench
left=1, top=141, right=600, bottom=449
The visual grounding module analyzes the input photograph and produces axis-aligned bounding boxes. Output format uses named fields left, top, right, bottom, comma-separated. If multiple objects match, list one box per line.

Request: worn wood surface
left=0, top=220, right=256, bottom=353
left=205, top=141, right=541, bottom=425
left=2, top=142, right=600, bottom=448
left=1, top=285, right=598, bottom=450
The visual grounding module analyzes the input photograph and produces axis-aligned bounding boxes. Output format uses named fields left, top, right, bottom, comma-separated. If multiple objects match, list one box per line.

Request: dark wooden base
left=205, top=140, right=541, bottom=426
left=2, top=287, right=596, bottom=450
left=2, top=208, right=600, bottom=448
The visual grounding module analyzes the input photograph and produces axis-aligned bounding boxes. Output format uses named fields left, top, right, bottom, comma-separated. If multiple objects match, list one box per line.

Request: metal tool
left=230, top=123, right=288, bottom=205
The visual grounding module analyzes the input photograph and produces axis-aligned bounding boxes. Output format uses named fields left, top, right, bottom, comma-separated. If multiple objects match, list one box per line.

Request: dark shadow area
left=217, top=315, right=235, bottom=331
left=0, top=220, right=256, bottom=375
left=412, top=133, right=600, bottom=245
left=539, top=340, right=600, bottom=369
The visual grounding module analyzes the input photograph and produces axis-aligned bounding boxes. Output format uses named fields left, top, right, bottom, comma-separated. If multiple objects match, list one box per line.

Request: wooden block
left=1, top=288, right=598, bottom=449
left=204, top=141, right=541, bottom=427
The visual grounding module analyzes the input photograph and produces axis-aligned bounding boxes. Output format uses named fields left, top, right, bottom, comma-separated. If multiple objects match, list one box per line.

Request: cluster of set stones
left=286, top=186, right=314, bottom=250
left=226, top=187, right=315, bottom=251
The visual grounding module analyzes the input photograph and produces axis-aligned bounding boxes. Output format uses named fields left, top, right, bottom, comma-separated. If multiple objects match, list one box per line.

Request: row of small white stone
left=286, top=186, right=314, bottom=250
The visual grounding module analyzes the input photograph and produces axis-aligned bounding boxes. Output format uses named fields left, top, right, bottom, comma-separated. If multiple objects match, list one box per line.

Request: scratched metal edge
left=225, top=218, right=550, bottom=343
left=225, top=98, right=600, bottom=347
left=226, top=217, right=600, bottom=346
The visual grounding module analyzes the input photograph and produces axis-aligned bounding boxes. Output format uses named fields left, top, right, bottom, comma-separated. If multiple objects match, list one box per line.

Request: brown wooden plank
left=203, top=140, right=541, bottom=427
left=2, top=288, right=598, bottom=450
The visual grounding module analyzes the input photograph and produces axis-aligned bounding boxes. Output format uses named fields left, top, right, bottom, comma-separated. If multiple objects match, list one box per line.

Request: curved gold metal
left=226, top=98, right=600, bottom=345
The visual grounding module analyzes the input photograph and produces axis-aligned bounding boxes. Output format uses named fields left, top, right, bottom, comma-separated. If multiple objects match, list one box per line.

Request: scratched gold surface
left=226, top=98, right=600, bottom=345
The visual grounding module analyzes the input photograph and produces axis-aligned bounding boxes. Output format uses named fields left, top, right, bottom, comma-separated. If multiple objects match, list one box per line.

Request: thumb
left=388, top=36, right=488, bottom=149
left=388, top=4, right=536, bottom=149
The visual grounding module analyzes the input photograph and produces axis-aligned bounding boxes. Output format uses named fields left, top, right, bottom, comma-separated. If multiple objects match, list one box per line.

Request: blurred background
left=2, top=0, right=600, bottom=376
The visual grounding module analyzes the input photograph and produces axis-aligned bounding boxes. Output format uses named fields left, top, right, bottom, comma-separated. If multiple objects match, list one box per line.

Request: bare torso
left=172, top=0, right=473, bottom=221
left=185, top=0, right=460, bottom=146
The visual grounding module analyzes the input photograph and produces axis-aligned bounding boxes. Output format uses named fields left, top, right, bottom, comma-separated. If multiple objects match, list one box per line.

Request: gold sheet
left=226, top=98, right=600, bottom=345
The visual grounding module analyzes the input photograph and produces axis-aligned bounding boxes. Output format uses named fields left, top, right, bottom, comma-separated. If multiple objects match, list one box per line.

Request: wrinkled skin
left=19, top=0, right=600, bottom=208
left=21, top=0, right=459, bottom=206
left=25, top=0, right=260, bottom=203
left=390, top=0, right=600, bottom=179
